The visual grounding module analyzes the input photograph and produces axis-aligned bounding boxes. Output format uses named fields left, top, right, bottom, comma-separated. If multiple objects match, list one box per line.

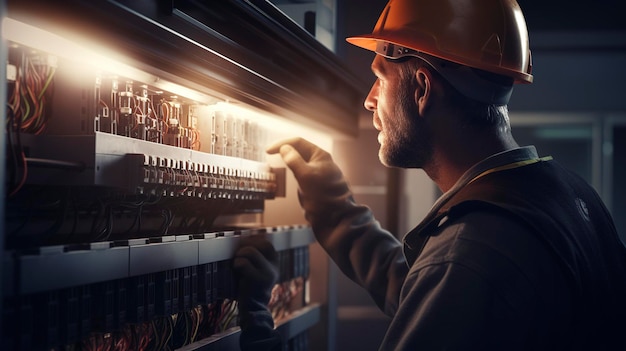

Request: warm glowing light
left=214, top=101, right=333, bottom=153
left=2, top=17, right=213, bottom=104
left=1, top=17, right=332, bottom=153
left=154, top=80, right=214, bottom=105
left=3, top=18, right=152, bottom=82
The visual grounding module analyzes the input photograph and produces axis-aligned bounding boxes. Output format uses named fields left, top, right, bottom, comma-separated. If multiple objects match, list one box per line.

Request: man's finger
left=266, top=137, right=322, bottom=162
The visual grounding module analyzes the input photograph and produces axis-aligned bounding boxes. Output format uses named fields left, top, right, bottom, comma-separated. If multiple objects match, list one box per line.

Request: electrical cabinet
left=1, top=0, right=364, bottom=350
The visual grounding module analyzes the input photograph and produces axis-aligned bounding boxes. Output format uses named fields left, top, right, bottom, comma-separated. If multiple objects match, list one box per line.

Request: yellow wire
left=222, top=300, right=238, bottom=331
left=191, top=307, right=201, bottom=342
left=165, top=316, right=174, bottom=350
left=37, top=67, right=56, bottom=100
left=151, top=321, right=161, bottom=351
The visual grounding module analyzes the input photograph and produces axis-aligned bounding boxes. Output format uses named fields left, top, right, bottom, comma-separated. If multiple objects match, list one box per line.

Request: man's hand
left=233, top=235, right=282, bottom=350
left=266, top=138, right=353, bottom=225
left=233, top=234, right=279, bottom=317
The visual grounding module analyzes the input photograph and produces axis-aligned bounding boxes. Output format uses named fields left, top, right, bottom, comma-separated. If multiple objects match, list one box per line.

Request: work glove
left=266, top=137, right=354, bottom=230
left=233, top=234, right=282, bottom=350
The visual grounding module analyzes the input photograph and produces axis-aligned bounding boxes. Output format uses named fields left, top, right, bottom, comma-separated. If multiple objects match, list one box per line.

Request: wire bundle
left=269, top=277, right=305, bottom=322
left=73, top=300, right=238, bottom=351
left=78, top=323, right=152, bottom=351
left=5, top=50, right=56, bottom=196
left=7, top=50, right=56, bottom=135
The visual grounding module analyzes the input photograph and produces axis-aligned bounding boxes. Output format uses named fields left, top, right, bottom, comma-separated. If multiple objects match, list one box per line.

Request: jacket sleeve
left=307, top=196, right=409, bottom=317
left=267, top=138, right=408, bottom=316
left=380, top=261, right=501, bottom=350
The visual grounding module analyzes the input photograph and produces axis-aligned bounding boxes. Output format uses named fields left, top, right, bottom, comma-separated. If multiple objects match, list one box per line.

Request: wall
left=510, top=31, right=626, bottom=111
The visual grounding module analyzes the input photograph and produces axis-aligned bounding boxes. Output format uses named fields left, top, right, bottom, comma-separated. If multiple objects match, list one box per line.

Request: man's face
left=364, top=55, right=432, bottom=169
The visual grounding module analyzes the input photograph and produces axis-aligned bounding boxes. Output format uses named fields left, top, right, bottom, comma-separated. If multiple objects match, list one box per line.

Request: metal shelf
left=5, top=226, right=314, bottom=295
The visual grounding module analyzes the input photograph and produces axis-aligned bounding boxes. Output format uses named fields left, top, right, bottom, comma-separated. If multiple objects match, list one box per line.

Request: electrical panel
left=5, top=24, right=283, bottom=246
left=3, top=21, right=310, bottom=351
left=2, top=0, right=364, bottom=350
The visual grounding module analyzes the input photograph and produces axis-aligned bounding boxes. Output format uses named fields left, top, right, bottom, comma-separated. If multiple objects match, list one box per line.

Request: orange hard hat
left=347, top=0, right=533, bottom=85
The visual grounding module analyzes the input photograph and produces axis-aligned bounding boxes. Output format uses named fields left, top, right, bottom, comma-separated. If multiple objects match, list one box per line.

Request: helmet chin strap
left=376, top=41, right=514, bottom=105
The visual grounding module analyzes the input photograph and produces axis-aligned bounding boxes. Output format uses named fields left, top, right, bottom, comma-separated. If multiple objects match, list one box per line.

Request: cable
left=89, top=199, right=107, bottom=241
left=42, top=186, right=71, bottom=242
left=5, top=106, right=18, bottom=185
left=7, top=70, right=27, bottom=197
left=8, top=148, right=27, bottom=198
left=190, top=306, right=202, bottom=343
left=221, top=300, right=238, bottom=331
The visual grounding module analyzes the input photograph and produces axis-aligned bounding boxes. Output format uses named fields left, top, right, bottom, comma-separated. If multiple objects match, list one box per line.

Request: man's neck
left=426, top=132, right=519, bottom=193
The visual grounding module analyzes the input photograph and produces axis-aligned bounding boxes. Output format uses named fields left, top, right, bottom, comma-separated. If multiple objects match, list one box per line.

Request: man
left=234, top=0, right=626, bottom=349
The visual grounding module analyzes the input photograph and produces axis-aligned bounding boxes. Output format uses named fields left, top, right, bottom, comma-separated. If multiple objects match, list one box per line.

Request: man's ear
left=415, top=67, right=433, bottom=116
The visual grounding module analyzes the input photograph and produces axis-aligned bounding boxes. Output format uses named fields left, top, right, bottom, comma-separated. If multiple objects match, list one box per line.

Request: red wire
left=8, top=150, right=27, bottom=197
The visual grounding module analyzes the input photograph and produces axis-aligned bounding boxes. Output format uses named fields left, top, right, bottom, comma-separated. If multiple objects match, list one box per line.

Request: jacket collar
left=402, top=146, right=540, bottom=265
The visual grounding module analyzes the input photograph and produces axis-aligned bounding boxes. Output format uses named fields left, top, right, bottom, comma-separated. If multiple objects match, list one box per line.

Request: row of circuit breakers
left=6, top=44, right=283, bottom=201
left=3, top=227, right=314, bottom=351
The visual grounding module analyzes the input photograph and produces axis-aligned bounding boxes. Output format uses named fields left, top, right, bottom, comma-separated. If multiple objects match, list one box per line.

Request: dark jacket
left=311, top=147, right=626, bottom=350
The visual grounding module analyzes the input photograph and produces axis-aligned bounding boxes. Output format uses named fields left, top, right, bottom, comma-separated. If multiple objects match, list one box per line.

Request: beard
left=378, top=87, right=433, bottom=169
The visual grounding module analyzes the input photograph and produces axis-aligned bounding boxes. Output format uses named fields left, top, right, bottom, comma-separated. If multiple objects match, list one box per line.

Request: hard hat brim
left=346, top=34, right=533, bottom=84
